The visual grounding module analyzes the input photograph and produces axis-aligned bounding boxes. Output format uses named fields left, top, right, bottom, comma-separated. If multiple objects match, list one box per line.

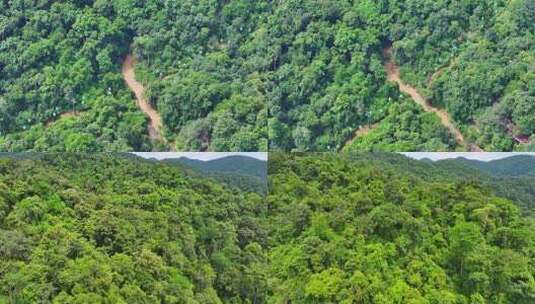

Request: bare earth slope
left=383, top=47, right=482, bottom=152
left=122, top=54, right=164, bottom=141
left=342, top=123, right=379, bottom=150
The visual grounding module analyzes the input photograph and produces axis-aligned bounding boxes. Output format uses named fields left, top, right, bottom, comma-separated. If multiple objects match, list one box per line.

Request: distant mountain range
left=443, top=155, right=535, bottom=177
left=354, top=153, right=535, bottom=179
left=325, top=153, right=533, bottom=215
left=360, top=153, right=535, bottom=215
left=435, top=156, right=535, bottom=215
left=163, top=155, right=267, bottom=195
left=0, top=153, right=268, bottom=195
left=164, top=155, right=267, bottom=180
left=1, top=152, right=530, bottom=206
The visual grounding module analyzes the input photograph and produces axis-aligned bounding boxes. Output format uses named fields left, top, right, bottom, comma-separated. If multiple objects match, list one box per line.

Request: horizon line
left=132, top=152, right=267, bottom=161
left=402, top=152, right=535, bottom=162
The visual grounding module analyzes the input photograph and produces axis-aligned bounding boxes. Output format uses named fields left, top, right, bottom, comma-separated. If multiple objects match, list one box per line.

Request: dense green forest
left=267, top=0, right=534, bottom=151
left=0, top=0, right=267, bottom=152
left=1, top=152, right=534, bottom=302
left=2, top=0, right=533, bottom=152
left=342, top=100, right=457, bottom=152
left=366, top=153, right=535, bottom=215
left=388, top=0, right=535, bottom=151
left=267, top=153, right=534, bottom=302
left=0, top=154, right=268, bottom=302
left=0, top=1, right=150, bottom=151
left=164, top=155, right=268, bottom=195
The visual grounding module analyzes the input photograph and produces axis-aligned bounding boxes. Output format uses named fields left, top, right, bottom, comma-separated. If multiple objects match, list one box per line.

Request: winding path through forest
left=342, top=123, right=378, bottom=150
left=382, top=47, right=482, bottom=152
left=122, top=54, right=164, bottom=142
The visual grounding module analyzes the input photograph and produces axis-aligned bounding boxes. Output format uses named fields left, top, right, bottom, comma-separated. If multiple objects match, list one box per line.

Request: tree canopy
left=0, top=0, right=268, bottom=152
left=2, top=0, right=533, bottom=151
left=1, top=152, right=534, bottom=302
left=267, top=152, right=535, bottom=302
left=0, top=153, right=268, bottom=302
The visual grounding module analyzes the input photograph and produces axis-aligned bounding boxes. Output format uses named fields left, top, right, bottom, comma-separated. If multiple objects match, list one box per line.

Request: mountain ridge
left=163, top=155, right=267, bottom=195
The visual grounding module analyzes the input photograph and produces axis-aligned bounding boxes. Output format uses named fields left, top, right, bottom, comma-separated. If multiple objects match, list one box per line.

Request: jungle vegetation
left=267, top=0, right=534, bottom=151
left=0, top=0, right=268, bottom=152
left=164, top=155, right=268, bottom=195
left=364, top=153, right=535, bottom=215
left=1, top=152, right=534, bottom=302
left=267, top=152, right=535, bottom=302
left=1, top=0, right=533, bottom=152
left=0, top=153, right=268, bottom=302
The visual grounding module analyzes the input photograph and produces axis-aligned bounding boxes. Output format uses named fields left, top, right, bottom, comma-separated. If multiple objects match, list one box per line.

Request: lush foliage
left=0, top=1, right=150, bottom=151
left=267, top=0, right=534, bottom=151
left=1, top=152, right=534, bottom=302
left=354, top=153, right=535, bottom=215
left=434, top=156, right=535, bottom=216
left=265, top=0, right=458, bottom=151
left=165, top=155, right=268, bottom=195
left=0, top=154, right=268, bottom=302
left=267, top=153, right=535, bottom=302
left=2, top=0, right=533, bottom=152
left=388, top=0, right=535, bottom=151
left=123, top=0, right=268, bottom=151
left=343, top=100, right=456, bottom=152
left=0, top=0, right=267, bottom=152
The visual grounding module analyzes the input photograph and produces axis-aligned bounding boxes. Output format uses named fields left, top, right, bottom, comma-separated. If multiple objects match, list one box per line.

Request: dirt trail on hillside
left=341, top=123, right=378, bottom=150
left=383, top=47, right=482, bottom=152
left=122, top=54, right=164, bottom=141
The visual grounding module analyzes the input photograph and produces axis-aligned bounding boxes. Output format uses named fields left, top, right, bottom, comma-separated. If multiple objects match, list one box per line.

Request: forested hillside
left=267, top=153, right=535, bottom=302
left=348, top=153, right=535, bottom=214
left=1, top=152, right=534, bottom=302
left=165, top=155, right=268, bottom=194
left=0, top=154, right=268, bottom=302
left=388, top=0, right=535, bottom=151
left=0, top=1, right=150, bottom=151
left=434, top=155, right=535, bottom=215
left=450, top=155, right=535, bottom=177
left=0, top=0, right=267, bottom=152
left=265, top=1, right=458, bottom=151
left=2, top=0, right=533, bottom=152
left=167, top=156, right=267, bottom=181
left=268, top=0, right=534, bottom=151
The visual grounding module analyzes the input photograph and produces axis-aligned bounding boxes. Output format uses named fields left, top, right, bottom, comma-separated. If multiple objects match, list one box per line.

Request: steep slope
left=0, top=1, right=267, bottom=152
left=386, top=0, right=535, bottom=151
left=383, top=46, right=482, bottom=152
left=122, top=54, right=164, bottom=142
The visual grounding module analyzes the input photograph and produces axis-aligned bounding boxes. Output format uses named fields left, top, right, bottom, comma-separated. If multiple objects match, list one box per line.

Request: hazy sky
left=402, top=152, right=535, bottom=162
left=131, top=152, right=535, bottom=162
left=133, top=152, right=267, bottom=161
